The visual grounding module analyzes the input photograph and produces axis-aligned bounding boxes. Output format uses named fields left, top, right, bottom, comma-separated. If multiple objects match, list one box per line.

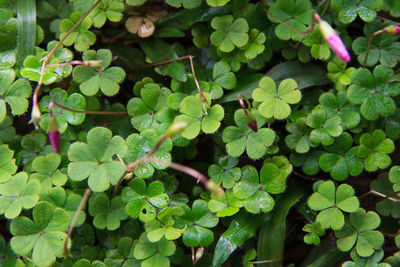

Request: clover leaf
left=356, top=129, right=394, bottom=172
left=175, top=95, right=224, bottom=139
left=39, top=88, right=86, bottom=133
left=253, top=77, right=301, bottom=120
left=88, top=193, right=127, bottom=230
left=261, top=156, right=292, bottom=194
left=72, top=49, right=126, bottom=96
left=347, top=65, right=400, bottom=120
left=175, top=200, right=218, bottom=247
left=207, top=0, right=231, bottom=6
left=207, top=189, right=242, bottom=217
left=133, top=233, right=175, bottom=267
left=166, top=0, right=202, bottom=9
left=222, top=109, right=275, bottom=160
left=10, top=201, right=70, bottom=267
left=0, top=69, right=31, bottom=122
left=319, top=132, right=363, bottom=181
left=232, top=166, right=275, bottom=214
left=0, top=116, right=16, bottom=144
left=308, top=181, right=359, bottom=230
left=145, top=207, right=185, bottom=242
left=30, top=153, right=68, bottom=193
left=352, top=21, right=400, bottom=67
left=60, top=11, right=96, bottom=51
left=192, top=24, right=210, bottom=49
left=0, top=172, right=40, bottom=219
left=302, top=25, right=331, bottom=61
left=125, top=129, right=172, bottom=178
left=290, top=150, right=323, bottom=176
left=319, top=91, right=360, bottom=130
left=303, top=222, right=325, bottom=245
left=0, top=144, right=17, bottom=183
left=213, top=61, right=236, bottom=90
left=389, top=166, right=400, bottom=195
left=21, top=41, right=73, bottom=85
left=210, top=15, right=249, bottom=53
left=90, top=0, right=124, bottom=28
left=127, top=83, right=171, bottom=132
left=331, top=0, right=383, bottom=24
left=371, top=173, right=400, bottom=218
left=67, top=127, right=127, bottom=192
left=306, top=107, right=343, bottom=146
left=104, top=237, right=139, bottom=266
left=285, top=117, right=314, bottom=153
left=268, top=0, right=313, bottom=41
left=18, top=132, right=52, bottom=171
left=335, top=208, right=384, bottom=257
left=342, top=249, right=388, bottom=267
left=208, top=156, right=241, bottom=189
left=327, top=58, right=355, bottom=91
left=122, top=178, right=169, bottom=222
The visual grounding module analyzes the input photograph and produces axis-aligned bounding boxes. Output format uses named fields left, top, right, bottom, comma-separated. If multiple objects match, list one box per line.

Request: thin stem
left=252, top=259, right=282, bottom=265
left=52, top=101, right=128, bottom=115
left=64, top=188, right=91, bottom=254
left=32, top=0, right=101, bottom=108
left=238, top=93, right=251, bottom=116
left=320, top=0, right=331, bottom=17
left=46, top=60, right=102, bottom=68
left=113, top=135, right=169, bottom=196
left=188, top=55, right=205, bottom=100
left=363, top=29, right=386, bottom=67
left=48, top=101, right=54, bottom=117
left=360, top=190, right=400, bottom=202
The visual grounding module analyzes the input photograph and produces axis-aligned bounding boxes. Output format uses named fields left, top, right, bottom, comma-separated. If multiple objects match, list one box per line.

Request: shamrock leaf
left=0, top=144, right=17, bottom=183
left=125, top=129, right=172, bottom=178
left=335, top=208, right=384, bottom=257
left=122, top=178, right=169, bottom=222
left=331, top=0, right=383, bottom=24
left=290, top=150, right=323, bottom=176
left=232, top=166, right=275, bottom=214
left=308, top=180, right=359, bottom=230
left=222, top=109, right=275, bottom=160
left=88, top=193, right=127, bottom=230
left=10, top=201, right=70, bottom=267
left=59, top=11, right=96, bottom=51
left=241, top=29, right=266, bottom=60
left=175, top=95, right=224, bottom=139
left=356, top=130, right=394, bottom=172
left=39, top=88, right=86, bottom=133
left=319, top=132, right=363, bottom=181
left=208, top=189, right=242, bottom=217
left=342, top=249, right=388, bottom=267
left=67, top=127, right=127, bottom=192
left=371, top=173, right=400, bottom=218
left=327, top=57, right=356, bottom=90
left=303, top=222, right=325, bottom=245
left=145, top=207, right=186, bottom=242
left=127, top=83, right=171, bottom=132
left=243, top=249, right=257, bottom=267
left=306, top=107, right=343, bottom=146
left=40, top=187, right=86, bottom=227
left=389, top=166, right=400, bottom=195
left=192, top=24, right=210, bottom=49
left=133, top=233, right=175, bottom=267
left=18, top=132, right=52, bottom=171
left=166, top=0, right=202, bottom=9
left=303, top=25, right=331, bottom=61
left=268, top=0, right=313, bottom=41
left=0, top=116, right=16, bottom=144
left=20, top=41, right=73, bottom=85
left=261, top=156, right=292, bottom=194
left=104, top=237, right=139, bottom=266
left=72, top=49, right=126, bottom=96
left=0, top=69, right=31, bottom=122
left=285, top=117, right=314, bottom=153
left=210, top=15, right=249, bottom=53
left=347, top=65, right=400, bottom=120
left=30, top=153, right=68, bottom=193
left=175, top=200, right=219, bottom=247
left=213, top=61, right=236, bottom=90
left=319, top=91, right=360, bottom=130
left=253, top=77, right=301, bottom=120
left=0, top=172, right=40, bottom=219
left=207, top=0, right=231, bottom=6
left=90, top=0, right=124, bottom=28
left=208, top=156, right=241, bottom=189
left=384, top=0, right=400, bottom=17
left=352, top=21, right=400, bottom=67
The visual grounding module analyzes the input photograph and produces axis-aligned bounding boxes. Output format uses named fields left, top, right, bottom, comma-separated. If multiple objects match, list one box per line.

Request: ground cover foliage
left=2, top=0, right=400, bottom=266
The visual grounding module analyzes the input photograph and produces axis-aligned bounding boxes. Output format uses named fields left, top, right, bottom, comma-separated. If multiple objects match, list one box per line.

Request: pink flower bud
left=193, top=247, right=204, bottom=264
left=314, top=14, right=351, bottom=62
left=384, top=25, right=400, bottom=36
left=47, top=115, right=60, bottom=153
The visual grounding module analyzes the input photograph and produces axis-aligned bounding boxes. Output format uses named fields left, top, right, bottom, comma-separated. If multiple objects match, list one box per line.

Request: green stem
left=363, top=29, right=386, bottom=67
left=52, top=101, right=128, bottom=115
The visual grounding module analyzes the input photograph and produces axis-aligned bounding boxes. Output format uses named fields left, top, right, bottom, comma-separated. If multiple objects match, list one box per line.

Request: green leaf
left=210, top=15, right=249, bottom=52
left=0, top=144, right=17, bottom=183
left=88, top=193, right=127, bottom=230
left=208, top=156, right=241, bottom=189
left=67, top=127, right=127, bottom=192
left=16, top=0, right=36, bottom=68
left=306, top=107, right=343, bottom=146
left=207, top=0, right=231, bottom=6
left=10, top=201, right=70, bottom=267
left=59, top=11, right=95, bottom=51
left=332, top=0, right=383, bottom=23
left=253, top=77, right=300, bottom=120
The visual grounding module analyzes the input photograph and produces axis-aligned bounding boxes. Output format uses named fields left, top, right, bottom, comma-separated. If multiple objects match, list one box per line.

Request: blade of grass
left=16, top=0, right=36, bottom=68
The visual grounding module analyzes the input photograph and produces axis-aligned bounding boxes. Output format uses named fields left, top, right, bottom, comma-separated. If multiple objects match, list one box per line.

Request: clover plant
left=2, top=1, right=400, bottom=266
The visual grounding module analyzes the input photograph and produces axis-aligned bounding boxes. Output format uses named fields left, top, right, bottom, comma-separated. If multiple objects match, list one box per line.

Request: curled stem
left=363, top=29, right=386, bottom=67
left=51, top=101, right=128, bottom=115
left=63, top=188, right=91, bottom=255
